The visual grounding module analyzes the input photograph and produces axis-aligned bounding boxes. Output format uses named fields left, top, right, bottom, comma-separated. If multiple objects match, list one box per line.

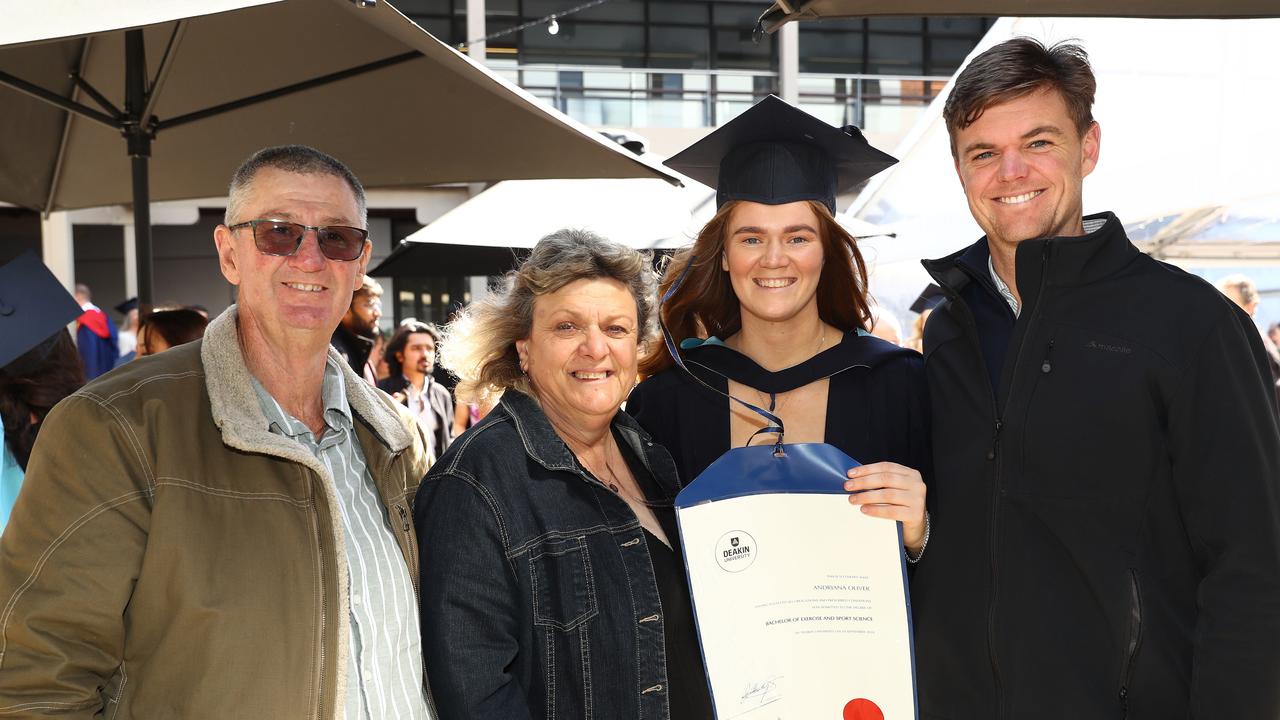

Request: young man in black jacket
left=331, top=275, right=383, bottom=384
left=912, top=38, right=1280, bottom=719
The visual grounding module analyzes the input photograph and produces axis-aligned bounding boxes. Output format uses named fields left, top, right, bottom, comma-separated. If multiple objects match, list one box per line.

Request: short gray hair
left=224, top=145, right=367, bottom=227
left=441, top=229, right=658, bottom=403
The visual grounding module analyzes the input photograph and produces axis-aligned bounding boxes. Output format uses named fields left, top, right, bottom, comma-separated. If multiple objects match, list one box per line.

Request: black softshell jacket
left=912, top=212, right=1280, bottom=720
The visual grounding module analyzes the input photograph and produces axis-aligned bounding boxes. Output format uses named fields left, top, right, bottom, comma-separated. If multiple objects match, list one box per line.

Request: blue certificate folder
left=675, top=443, right=919, bottom=720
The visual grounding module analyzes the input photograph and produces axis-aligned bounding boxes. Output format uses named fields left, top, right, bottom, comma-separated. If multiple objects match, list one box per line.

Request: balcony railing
left=490, top=61, right=950, bottom=136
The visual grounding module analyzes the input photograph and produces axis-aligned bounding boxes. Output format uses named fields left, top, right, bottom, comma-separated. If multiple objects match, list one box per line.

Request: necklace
left=573, top=437, right=646, bottom=504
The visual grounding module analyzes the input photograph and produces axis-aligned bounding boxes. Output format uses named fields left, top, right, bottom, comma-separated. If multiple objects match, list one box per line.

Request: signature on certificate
left=739, top=675, right=783, bottom=708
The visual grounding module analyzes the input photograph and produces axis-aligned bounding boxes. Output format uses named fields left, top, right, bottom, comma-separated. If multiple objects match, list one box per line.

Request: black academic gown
left=626, top=331, right=932, bottom=487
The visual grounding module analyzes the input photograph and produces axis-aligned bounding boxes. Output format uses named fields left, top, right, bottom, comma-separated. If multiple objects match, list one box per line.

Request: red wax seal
left=843, top=698, right=885, bottom=720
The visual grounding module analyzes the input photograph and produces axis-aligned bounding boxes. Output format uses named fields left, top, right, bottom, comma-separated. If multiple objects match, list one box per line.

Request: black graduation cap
left=909, top=284, right=946, bottom=314
left=115, top=297, right=139, bottom=314
left=0, top=251, right=84, bottom=370
left=664, top=95, right=897, bottom=213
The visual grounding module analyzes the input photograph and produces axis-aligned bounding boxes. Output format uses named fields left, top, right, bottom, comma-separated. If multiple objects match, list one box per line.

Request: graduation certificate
left=676, top=443, right=917, bottom=720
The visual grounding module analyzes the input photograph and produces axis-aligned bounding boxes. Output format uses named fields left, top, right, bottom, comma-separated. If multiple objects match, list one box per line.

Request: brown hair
left=639, top=200, right=872, bottom=376
left=1, top=329, right=84, bottom=470
left=138, top=308, right=209, bottom=355
left=944, top=37, right=1096, bottom=156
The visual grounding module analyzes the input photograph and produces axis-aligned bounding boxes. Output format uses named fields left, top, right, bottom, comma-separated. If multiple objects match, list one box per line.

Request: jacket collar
left=202, top=306, right=414, bottom=461
left=497, top=389, right=659, bottom=476
left=924, top=211, right=1139, bottom=298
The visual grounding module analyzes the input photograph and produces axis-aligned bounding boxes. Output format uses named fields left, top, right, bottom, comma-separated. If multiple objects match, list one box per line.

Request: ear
left=214, top=224, right=242, bottom=286
left=515, top=339, right=528, bottom=370
left=953, top=154, right=966, bottom=190
left=720, top=252, right=729, bottom=272
left=1080, top=121, right=1101, bottom=179
left=357, top=238, right=372, bottom=275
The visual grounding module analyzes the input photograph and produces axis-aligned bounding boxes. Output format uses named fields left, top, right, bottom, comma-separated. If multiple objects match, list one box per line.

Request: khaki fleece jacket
left=0, top=307, right=431, bottom=718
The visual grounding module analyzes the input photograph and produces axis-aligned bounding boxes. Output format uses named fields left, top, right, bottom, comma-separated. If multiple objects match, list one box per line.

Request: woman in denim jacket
left=416, top=229, right=711, bottom=719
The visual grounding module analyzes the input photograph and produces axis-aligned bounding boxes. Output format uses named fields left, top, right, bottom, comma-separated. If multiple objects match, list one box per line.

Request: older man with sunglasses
left=0, top=146, right=434, bottom=719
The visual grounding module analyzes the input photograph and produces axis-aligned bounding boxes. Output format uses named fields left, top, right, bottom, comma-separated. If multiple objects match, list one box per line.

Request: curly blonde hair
left=442, top=229, right=658, bottom=404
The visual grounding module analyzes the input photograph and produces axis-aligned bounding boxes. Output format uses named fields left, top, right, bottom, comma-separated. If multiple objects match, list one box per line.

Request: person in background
left=905, top=284, right=945, bottom=353
left=136, top=308, right=209, bottom=357
left=332, top=275, right=383, bottom=384
left=915, top=38, right=1280, bottom=718
left=115, top=298, right=140, bottom=359
left=1270, top=322, right=1280, bottom=350
left=1217, top=273, right=1280, bottom=404
left=379, top=321, right=452, bottom=460
left=868, top=305, right=904, bottom=346
left=450, top=389, right=498, bottom=439
left=417, top=230, right=711, bottom=719
left=369, top=329, right=390, bottom=382
left=0, top=253, right=85, bottom=534
left=0, top=145, right=433, bottom=718
left=72, top=282, right=118, bottom=379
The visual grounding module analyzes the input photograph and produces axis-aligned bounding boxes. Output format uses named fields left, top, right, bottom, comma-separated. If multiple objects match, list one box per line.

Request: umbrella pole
left=130, top=154, right=153, bottom=309
left=124, top=30, right=154, bottom=309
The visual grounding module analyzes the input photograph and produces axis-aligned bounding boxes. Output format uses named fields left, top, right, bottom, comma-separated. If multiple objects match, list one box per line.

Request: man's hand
left=844, top=462, right=928, bottom=554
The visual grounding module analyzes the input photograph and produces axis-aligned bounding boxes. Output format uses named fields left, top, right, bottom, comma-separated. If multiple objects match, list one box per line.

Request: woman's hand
left=844, top=462, right=928, bottom=555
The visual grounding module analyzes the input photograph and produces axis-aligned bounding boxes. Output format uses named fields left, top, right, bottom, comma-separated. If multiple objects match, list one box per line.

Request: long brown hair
left=639, top=199, right=873, bottom=376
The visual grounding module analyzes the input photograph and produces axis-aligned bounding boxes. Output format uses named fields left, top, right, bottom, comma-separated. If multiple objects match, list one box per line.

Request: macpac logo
left=715, top=530, right=757, bottom=573
left=1085, top=339, right=1132, bottom=354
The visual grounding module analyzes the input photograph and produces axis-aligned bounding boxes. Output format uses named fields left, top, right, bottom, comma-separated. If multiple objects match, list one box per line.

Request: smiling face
left=721, top=200, right=825, bottom=329
left=516, top=277, right=640, bottom=432
left=214, top=168, right=369, bottom=353
left=953, top=87, right=1101, bottom=255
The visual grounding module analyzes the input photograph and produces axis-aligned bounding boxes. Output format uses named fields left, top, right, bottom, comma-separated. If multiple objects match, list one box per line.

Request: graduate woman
left=627, top=95, right=931, bottom=560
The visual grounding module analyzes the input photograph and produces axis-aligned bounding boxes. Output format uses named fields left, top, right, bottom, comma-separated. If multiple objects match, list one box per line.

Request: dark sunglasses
left=227, top=219, right=368, bottom=261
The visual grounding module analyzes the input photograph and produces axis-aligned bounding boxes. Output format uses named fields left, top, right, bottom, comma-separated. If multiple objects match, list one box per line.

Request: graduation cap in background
left=0, top=251, right=84, bottom=370
left=664, top=95, right=897, bottom=214
left=115, top=297, right=139, bottom=315
left=910, top=284, right=946, bottom=314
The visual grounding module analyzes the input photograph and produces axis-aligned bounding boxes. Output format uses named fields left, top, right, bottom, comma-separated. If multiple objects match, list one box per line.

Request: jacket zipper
left=987, top=241, right=1053, bottom=720
left=941, top=242, right=1053, bottom=719
left=1120, top=569, right=1144, bottom=714
left=940, top=284, right=1008, bottom=712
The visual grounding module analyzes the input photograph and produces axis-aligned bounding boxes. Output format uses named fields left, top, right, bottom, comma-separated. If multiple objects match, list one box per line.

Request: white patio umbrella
left=0, top=0, right=677, bottom=304
left=371, top=171, right=890, bottom=277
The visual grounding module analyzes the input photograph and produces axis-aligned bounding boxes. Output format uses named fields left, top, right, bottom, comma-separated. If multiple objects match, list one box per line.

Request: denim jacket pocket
left=530, top=535, right=599, bottom=631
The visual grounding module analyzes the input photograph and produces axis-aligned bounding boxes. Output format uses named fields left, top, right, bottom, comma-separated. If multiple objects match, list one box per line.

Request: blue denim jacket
left=415, top=390, right=683, bottom=720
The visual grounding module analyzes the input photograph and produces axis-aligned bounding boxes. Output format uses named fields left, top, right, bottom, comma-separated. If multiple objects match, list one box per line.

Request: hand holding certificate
left=676, top=443, right=918, bottom=720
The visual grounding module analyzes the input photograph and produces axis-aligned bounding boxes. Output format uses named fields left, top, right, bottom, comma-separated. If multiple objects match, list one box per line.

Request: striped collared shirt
left=251, top=358, right=431, bottom=720
left=987, top=216, right=1109, bottom=318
